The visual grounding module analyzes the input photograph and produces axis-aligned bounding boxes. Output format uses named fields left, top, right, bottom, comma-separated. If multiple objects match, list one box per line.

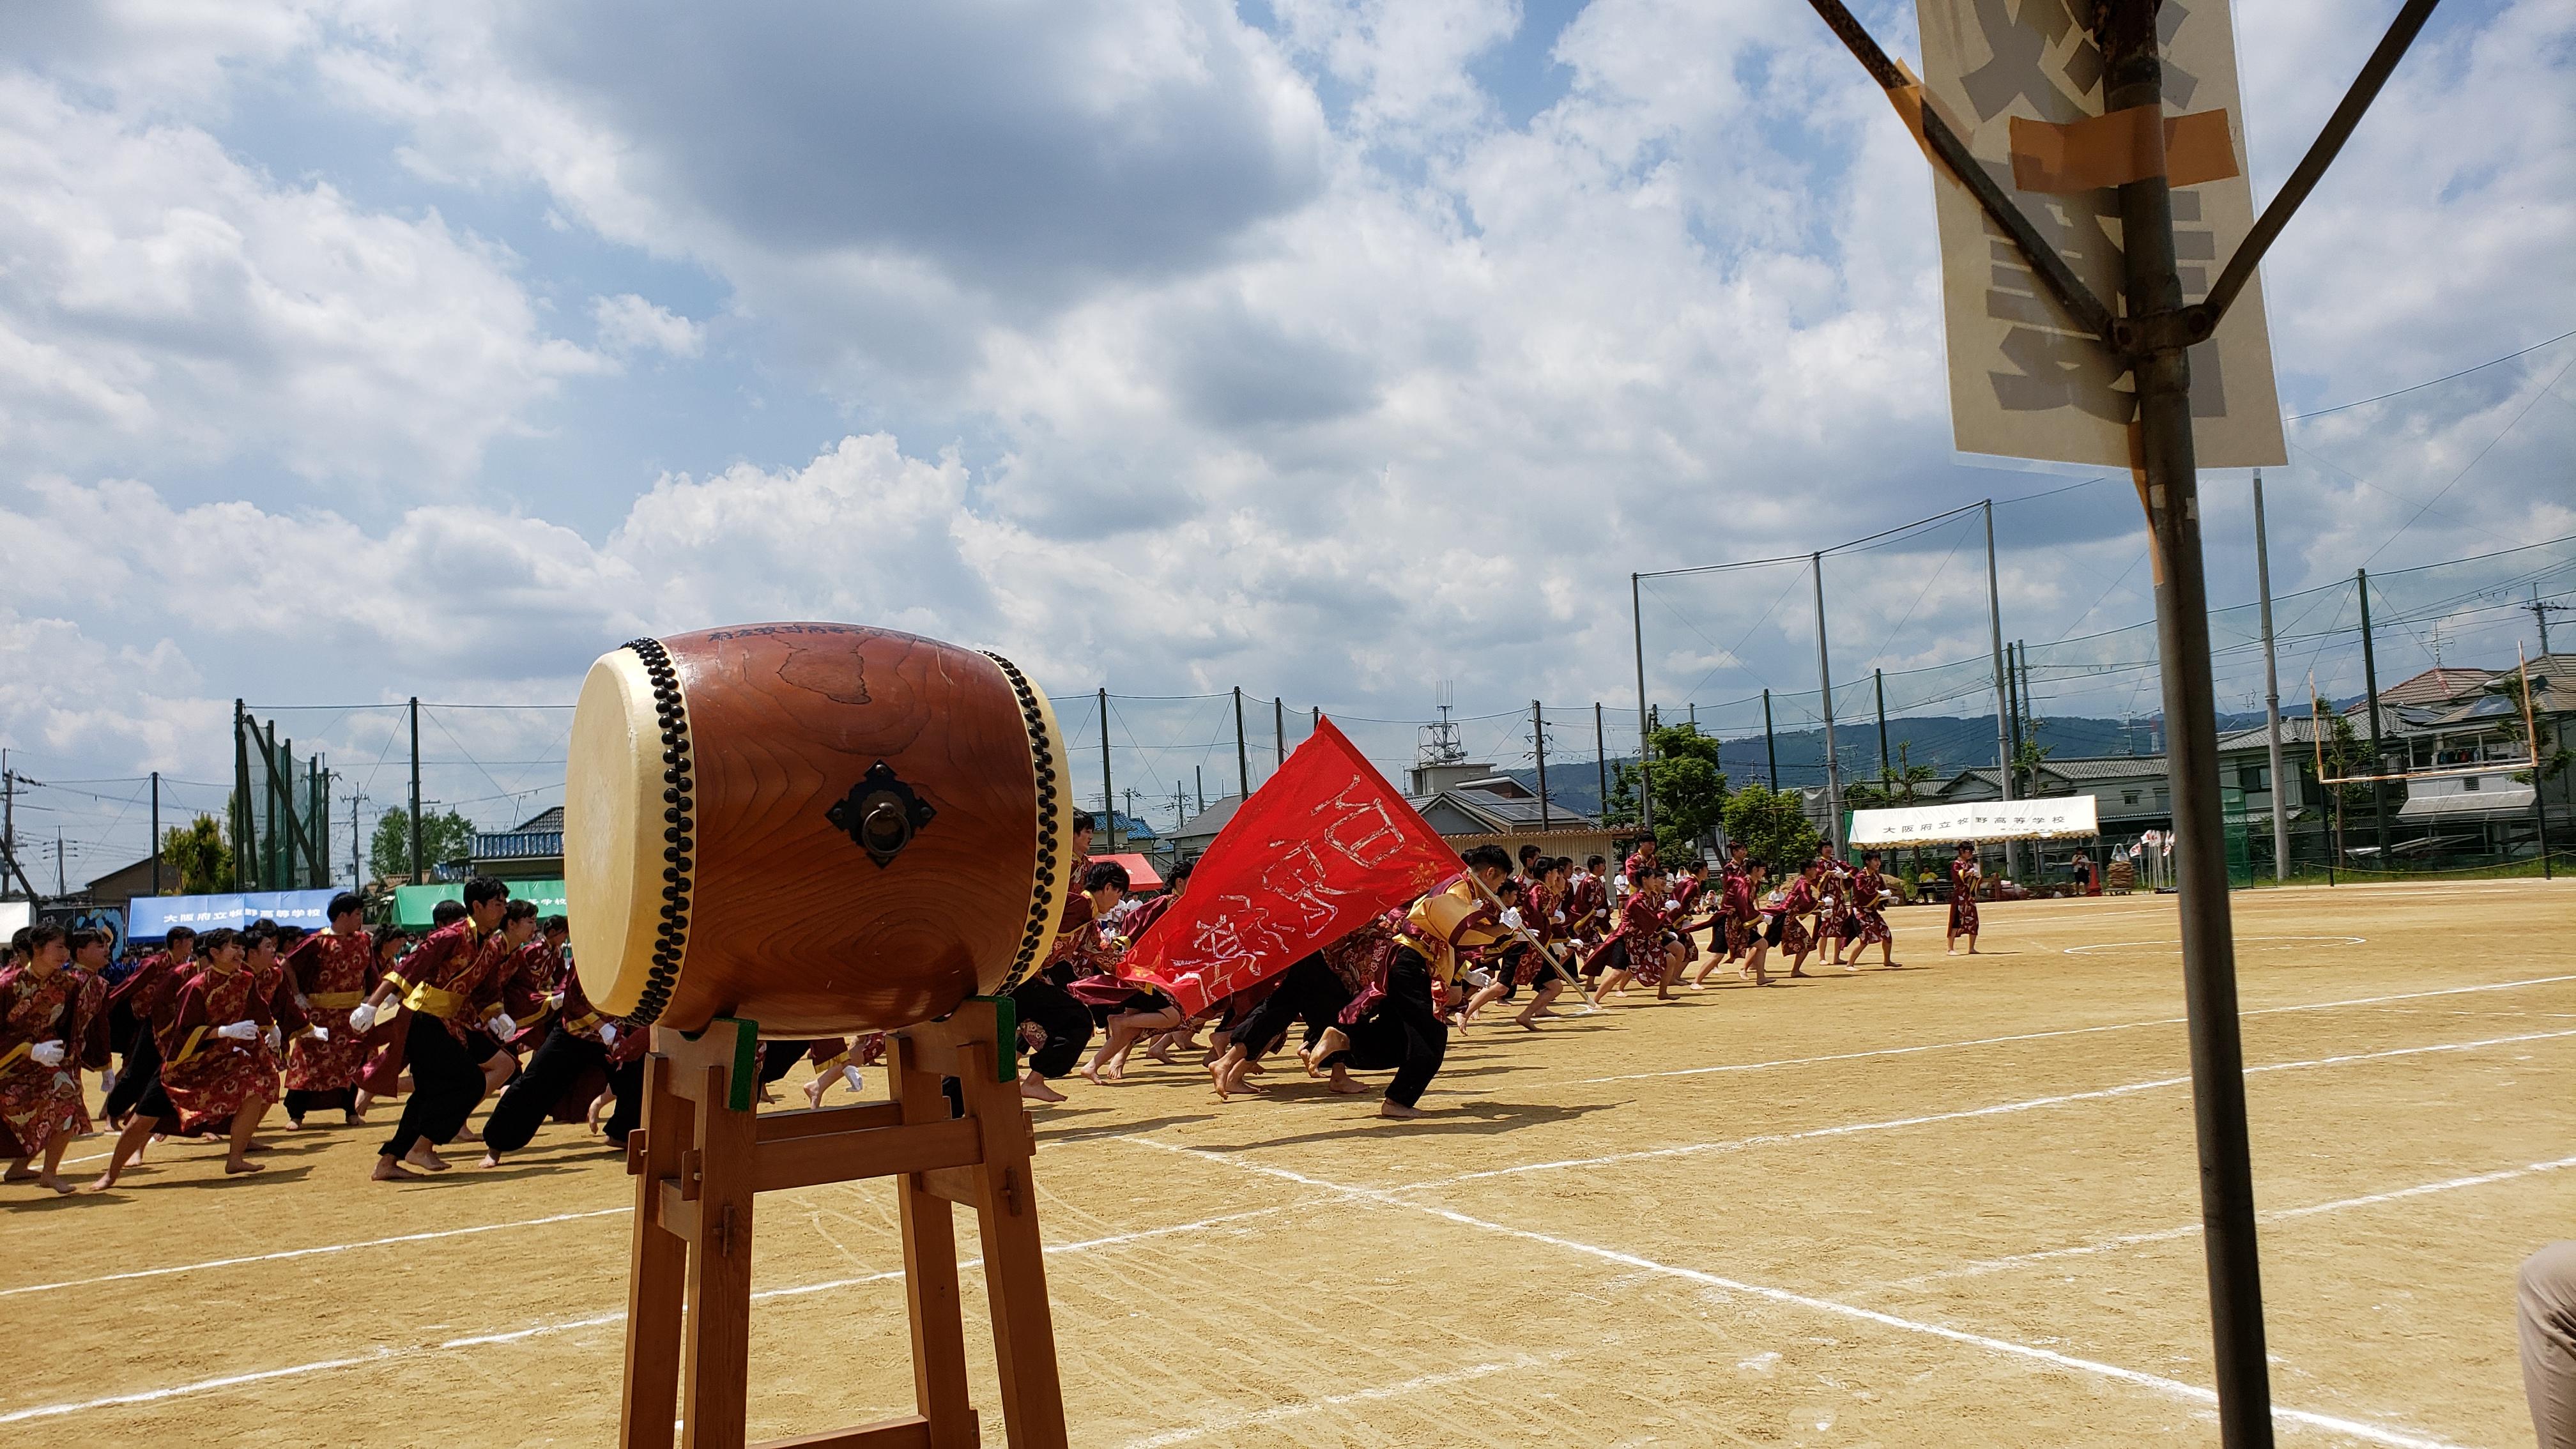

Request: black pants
left=1229, top=954, right=1349, bottom=1061
left=284, top=1087, right=354, bottom=1122
left=603, top=1056, right=644, bottom=1146
left=105, top=1022, right=160, bottom=1121
left=1010, top=976, right=1092, bottom=1079
left=759, top=1039, right=809, bottom=1087
left=1337, top=949, right=1447, bottom=1108
left=379, top=1013, right=482, bottom=1161
left=484, top=1025, right=610, bottom=1156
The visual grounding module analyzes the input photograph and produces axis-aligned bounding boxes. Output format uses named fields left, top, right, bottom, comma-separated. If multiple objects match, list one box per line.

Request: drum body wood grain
left=566, top=622, right=1073, bottom=1037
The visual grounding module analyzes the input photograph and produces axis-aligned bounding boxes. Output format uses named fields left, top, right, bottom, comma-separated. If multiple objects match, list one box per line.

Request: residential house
left=470, top=806, right=564, bottom=881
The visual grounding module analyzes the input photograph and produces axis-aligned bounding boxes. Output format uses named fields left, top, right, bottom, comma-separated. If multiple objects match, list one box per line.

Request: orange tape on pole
left=2009, top=107, right=2241, bottom=192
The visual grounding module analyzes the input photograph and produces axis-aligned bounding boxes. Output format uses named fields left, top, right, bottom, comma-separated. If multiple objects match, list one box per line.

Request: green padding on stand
left=718, top=1017, right=760, bottom=1112
left=970, top=995, right=1017, bottom=1082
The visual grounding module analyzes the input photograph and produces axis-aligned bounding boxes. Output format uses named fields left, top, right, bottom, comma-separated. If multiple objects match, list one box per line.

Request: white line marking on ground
left=0, top=1207, right=631, bottom=1298
left=1119, top=1358, right=1533, bottom=1448
left=1123, top=1141, right=2472, bottom=1449
left=1453, top=1028, right=2576, bottom=1185
left=1568, top=974, right=2576, bottom=1087
left=0, top=1201, right=1314, bottom=1423
left=2064, top=935, right=2365, bottom=955
left=1896, top=1155, right=2576, bottom=1287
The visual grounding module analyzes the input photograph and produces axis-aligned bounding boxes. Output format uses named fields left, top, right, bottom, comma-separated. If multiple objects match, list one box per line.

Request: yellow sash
left=309, top=991, right=365, bottom=1010
left=170, top=1025, right=213, bottom=1066
left=0, top=1041, right=27, bottom=1073
left=403, top=983, right=470, bottom=1021
left=562, top=1010, right=603, bottom=1036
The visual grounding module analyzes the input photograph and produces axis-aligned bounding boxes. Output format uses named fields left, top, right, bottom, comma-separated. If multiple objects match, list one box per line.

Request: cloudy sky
left=3, top=0, right=2571, bottom=882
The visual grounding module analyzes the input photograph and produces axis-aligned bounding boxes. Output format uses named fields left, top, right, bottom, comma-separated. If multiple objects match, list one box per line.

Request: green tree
left=1843, top=744, right=1939, bottom=896
left=1721, top=783, right=1820, bottom=874
left=2494, top=673, right=2572, bottom=786
left=1604, top=723, right=1729, bottom=859
left=369, top=806, right=478, bottom=880
left=160, top=815, right=234, bottom=894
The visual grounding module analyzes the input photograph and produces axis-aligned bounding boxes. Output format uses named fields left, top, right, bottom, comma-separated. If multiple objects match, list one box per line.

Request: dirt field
left=5, top=881, right=2571, bottom=1447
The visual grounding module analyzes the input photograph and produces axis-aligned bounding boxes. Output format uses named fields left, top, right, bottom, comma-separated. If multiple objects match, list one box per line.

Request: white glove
left=347, top=1002, right=378, bottom=1033
left=546, top=990, right=565, bottom=1009
left=1463, top=968, right=1494, bottom=989
left=264, top=1026, right=282, bottom=1053
left=491, top=1013, right=519, bottom=1039
left=216, top=1020, right=259, bottom=1042
left=30, top=1041, right=65, bottom=1068
left=1499, top=907, right=1524, bottom=930
left=1552, top=910, right=1565, bottom=924
left=309, top=1026, right=332, bottom=1043
left=841, top=1064, right=865, bottom=1091
left=598, top=1022, right=618, bottom=1048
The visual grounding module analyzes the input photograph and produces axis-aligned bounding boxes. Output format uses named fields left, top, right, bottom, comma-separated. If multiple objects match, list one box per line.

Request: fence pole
left=1984, top=500, right=2016, bottom=876
left=1234, top=687, right=1250, bottom=799
left=1098, top=687, right=1116, bottom=849
left=2253, top=470, right=2290, bottom=880
left=1195, top=766, right=1204, bottom=816
left=150, top=771, right=162, bottom=896
left=408, top=697, right=423, bottom=886
left=1533, top=701, right=1552, bottom=831
left=1874, top=668, right=1890, bottom=780
left=1275, top=697, right=1286, bottom=767
left=1630, top=574, right=1653, bottom=833
left=1811, top=552, right=1842, bottom=855
left=2520, top=650, right=2553, bottom=880
left=233, top=700, right=251, bottom=890
left=2357, top=569, right=2392, bottom=862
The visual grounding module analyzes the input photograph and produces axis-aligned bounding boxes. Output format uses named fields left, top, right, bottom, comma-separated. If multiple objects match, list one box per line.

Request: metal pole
left=1595, top=703, right=1610, bottom=818
left=233, top=700, right=252, bottom=890
left=1533, top=701, right=1552, bottom=831
left=2358, top=569, right=2391, bottom=861
left=1233, top=687, right=1250, bottom=799
left=56, top=829, right=65, bottom=896
left=2520, top=649, right=2553, bottom=880
left=1631, top=573, right=1654, bottom=832
left=1812, top=552, right=1842, bottom=855
left=2538, top=584, right=2556, bottom=657
left=1195, top=766, right=1204, bottom=817
left=1763, top=689, right=1779, bottom=790
left=1275, top=697, right=1286, bottom=767
left=1874, top=668, right=1890, bottom=781
left=151, top=771, right=162, bottom=896
left=408, top=696, right=423, bottom=886
left=2101, top=5, right=2272, bottom=1441
left=1311, top=706, right=1320, bottom=737
left=2254, top=471, right=2290, bottom=881
left=1099, top=687, right=1116, bottom=850
left=1984, top=500, right=2017, bottom=876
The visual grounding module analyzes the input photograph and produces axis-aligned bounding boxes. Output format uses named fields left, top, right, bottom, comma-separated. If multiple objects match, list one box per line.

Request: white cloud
left=0, top=68, right=603, bottom=491
left=590, top=293, right=704, bottom=358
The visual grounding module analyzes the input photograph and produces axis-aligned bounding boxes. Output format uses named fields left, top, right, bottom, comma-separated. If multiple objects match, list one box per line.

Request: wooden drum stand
left=618, top=999, right=1068, bottom=1449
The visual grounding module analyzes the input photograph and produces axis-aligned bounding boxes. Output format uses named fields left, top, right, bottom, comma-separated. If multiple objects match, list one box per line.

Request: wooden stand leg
left=683, top=1052, right=759, bottom=1449
left=956, top=1028, right=1068, bottom=1449
left=622, top=1054, right=691, bottom=1449
left=893, top=1042, right=976, bottom=1448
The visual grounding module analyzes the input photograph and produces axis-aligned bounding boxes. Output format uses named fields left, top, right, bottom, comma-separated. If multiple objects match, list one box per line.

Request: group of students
left=0, top=878, right=645, bottom=1193
left=992, top=816, right=1994, bottom=1122
left=0, top=818, right=1999, bottom=1188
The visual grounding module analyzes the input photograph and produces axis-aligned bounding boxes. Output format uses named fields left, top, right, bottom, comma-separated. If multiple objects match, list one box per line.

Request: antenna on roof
left=1417, top=681, right=1468, bottom=769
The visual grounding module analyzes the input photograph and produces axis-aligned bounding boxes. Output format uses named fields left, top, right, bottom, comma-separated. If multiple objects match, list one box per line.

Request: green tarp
left=393, top=879, right=567, bottom=928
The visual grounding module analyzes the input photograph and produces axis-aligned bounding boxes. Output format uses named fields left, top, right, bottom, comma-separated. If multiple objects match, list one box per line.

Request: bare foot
left=453, top=1124, right=482, bottom=1144
left=408, top=1146, right=450, bottom=1172
left=36, top=1175, right=72, bottom=1194
left=1306, top=1028, right=1348, bottom=1077
left=1019, top=1074, right=1066, bottom=1103
left=2, top=1164, right=34, bottom=1183
left=802, top=1075, right=829, bottom=1110
left=478, top=1153, right=502, bottom=1169
left=1328, top=1069, right=1368, bottom=1094
left=344, top=1108, right=366, bottom=1124
left=88, top=1170, right=119, bottom=1192
left=1377, top=1100, right=1424, bottom=1119
left=371, top=1156, right=420, bottom=1181
left=224, top=1158, right=266, bottom=1175
left=1146, top=1040, right=1178, bottom=1066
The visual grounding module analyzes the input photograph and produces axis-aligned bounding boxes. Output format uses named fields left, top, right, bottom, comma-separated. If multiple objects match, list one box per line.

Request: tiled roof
left=2216, top=717, right=2325, bottom=751
left=2372, top=667, right=2495, bottom=708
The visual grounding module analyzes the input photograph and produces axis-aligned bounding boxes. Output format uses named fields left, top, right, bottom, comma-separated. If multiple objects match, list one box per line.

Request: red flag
left=1120, top=717, right=1459, bottom=1016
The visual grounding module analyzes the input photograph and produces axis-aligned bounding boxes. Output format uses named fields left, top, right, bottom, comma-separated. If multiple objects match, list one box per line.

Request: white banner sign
left=1914, top=0, right=2285, bottom=468
left=1851, top=795, right=2100, bottom=846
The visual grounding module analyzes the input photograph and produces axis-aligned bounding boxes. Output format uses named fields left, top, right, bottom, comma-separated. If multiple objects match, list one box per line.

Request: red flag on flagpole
left=1119, top=717, right=1459, bottom=1016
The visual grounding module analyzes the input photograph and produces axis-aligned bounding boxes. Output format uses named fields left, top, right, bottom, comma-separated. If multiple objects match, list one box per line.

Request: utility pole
left=151, top=770, right=163, bottom=896
left=1630, top=573, right=1653, bottom=833
left=1811, top=553, right=1842, bottom=855
left=1533, top=700, right=1552, bottom=831
left=408, top=697, right=424, bottom=886
left=2254, top=470, right=2290, bottom=880
left=1194, top=766, right=1204, bottom=817
left=349, top=790, right=369, bottom=889
left=1098, top=687, right=1117, bottom=850
left=1274, top=697, right=1286, bottom=767
left=54, top=829, right=65, bottom=896
left=1594, top=703, right=1610, bottom=820
left=1232, top=687, right=1250, bottom=799
left=1982, top=498, right=2014, bottom=882
left=1762, top=689, right=1779, bottom=790
left=2528, top=583, right=2567, bottom=657
left=1874, top=668, right=1890, bottom=781
left=2358, top=570, right=2390, bottom=859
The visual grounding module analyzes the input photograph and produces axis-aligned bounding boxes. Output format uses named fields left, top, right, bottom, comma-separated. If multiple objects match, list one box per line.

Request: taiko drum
left=564, top=623, right=1075, bottom=1037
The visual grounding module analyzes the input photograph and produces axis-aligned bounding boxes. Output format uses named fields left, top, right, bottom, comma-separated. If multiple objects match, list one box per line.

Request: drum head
left=565, top=647, right=678, bottom=1016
